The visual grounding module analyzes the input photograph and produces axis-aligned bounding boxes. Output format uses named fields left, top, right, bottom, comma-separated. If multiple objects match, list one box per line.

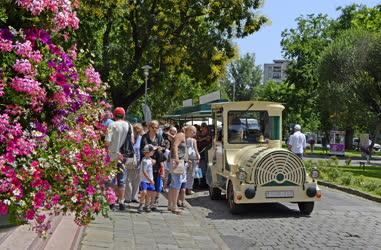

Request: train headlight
left=311, top=168, right=320, bottom=179
left=237, top=169, right=247, bottom=181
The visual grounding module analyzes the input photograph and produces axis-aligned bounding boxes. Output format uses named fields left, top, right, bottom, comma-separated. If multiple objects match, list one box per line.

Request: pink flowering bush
left=0, top=0, right=116, bottom=236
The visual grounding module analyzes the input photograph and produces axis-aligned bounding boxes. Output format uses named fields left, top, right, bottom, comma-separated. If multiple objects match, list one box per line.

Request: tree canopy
left=76, top=0, right=268, bottom=115
left=221, top=53, right=262, bottom=101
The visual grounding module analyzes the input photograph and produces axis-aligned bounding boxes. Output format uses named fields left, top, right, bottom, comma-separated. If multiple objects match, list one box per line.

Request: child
left=138, top=144, right=155, bottom=213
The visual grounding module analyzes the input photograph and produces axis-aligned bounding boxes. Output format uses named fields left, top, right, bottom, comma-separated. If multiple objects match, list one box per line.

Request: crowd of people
left=104, top=107, right=211, bottom=214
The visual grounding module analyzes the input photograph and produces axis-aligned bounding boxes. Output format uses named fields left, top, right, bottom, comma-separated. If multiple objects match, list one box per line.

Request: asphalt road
left=187, top=187, right=381, bottom=249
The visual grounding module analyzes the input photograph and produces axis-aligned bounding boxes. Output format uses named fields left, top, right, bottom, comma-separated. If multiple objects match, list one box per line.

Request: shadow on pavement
left=186, top=194, right=307, bottom=220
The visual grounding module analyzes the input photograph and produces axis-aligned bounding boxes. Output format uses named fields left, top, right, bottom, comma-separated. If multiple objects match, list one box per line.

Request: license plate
left=265, top=190, right=294, bottom=198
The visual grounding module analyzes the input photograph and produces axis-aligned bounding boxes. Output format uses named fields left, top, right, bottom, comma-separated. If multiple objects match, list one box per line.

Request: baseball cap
left=113, top=107, right=125, bottom=117
left=294, top=124, right=301, bottom=130
left=143, top=144, right=155, bottom=153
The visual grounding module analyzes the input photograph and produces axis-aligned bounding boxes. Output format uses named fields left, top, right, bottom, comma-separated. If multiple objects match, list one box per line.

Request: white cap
left=294, top=124, right=301, bottom=131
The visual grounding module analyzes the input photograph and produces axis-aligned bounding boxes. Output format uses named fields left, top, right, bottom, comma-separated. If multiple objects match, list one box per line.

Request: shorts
left=154, top=174, right=162, bottom=192
left=140, top=182, right=155, bottom=191
left=111, top=162, right=126, bottom=187
left=170, top=174, right=186, bottom=190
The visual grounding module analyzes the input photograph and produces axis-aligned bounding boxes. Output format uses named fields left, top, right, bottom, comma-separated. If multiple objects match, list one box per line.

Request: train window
left=228, top=111, right=272, bottom=144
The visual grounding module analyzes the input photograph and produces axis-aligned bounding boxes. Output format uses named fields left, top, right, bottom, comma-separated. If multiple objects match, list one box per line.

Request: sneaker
left=137, top=205, right=144, bottom=213
left=124, top=200, right=131, bottom=204
left=144, top=206, right=151, bottom=212
left=119, top=203, right=126, bottom=211
left=131, top=199, right=139, bottom=203
left=151, top=206, right=159, bottom=212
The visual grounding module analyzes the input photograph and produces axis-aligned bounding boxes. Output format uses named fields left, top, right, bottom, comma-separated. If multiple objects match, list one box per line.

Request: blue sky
left=234, top=0, right=380, bottom=67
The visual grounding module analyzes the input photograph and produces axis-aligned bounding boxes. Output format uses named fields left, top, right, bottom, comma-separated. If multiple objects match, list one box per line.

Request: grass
left=338, top=165, right=381, bottom=180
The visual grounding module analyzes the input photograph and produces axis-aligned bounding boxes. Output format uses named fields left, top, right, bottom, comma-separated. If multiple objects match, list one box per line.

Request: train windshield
left=228, top=111, right=280, bottom=144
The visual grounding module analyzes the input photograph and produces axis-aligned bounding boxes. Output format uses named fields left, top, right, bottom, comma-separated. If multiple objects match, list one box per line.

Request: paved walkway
left=80, top=194, right=228, bottom=250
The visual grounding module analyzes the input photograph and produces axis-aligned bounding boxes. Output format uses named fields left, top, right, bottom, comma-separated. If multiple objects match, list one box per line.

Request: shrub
left=362, top=181, right=381, bottom=192
left=339, top=172, right=353, bottom=186
left=352, top=175, right=365, bottom=187
left=326, top=168, right=341, bottom=181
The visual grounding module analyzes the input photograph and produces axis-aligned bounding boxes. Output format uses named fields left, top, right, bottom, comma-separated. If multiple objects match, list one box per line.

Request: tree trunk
left=345, top=127, right=354, bottom=150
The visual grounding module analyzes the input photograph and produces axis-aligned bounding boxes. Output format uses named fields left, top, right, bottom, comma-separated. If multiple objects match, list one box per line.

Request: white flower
left=3, top=199, right=11, bottom=205
left=13, top=189, right=21, bottom=196
left=71, top=196, right=77, bottom=203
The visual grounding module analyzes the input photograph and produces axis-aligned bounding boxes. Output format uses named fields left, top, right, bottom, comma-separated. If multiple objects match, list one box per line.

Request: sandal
left=171, top=209, right=182, bottom=215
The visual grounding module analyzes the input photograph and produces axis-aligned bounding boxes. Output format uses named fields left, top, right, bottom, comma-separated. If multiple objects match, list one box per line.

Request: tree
left=76, top=0, right=268, bottom=112
left=221, top=53, right=262, bottom=101
left=319, top=29, right=381, bottom=148
left=280, top=4, right=371, bottom=138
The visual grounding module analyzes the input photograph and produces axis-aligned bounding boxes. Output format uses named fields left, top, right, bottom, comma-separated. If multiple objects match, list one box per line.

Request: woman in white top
left=125, top=123, right=145, bottom=203
left=185, top=126, right=200, bottom=195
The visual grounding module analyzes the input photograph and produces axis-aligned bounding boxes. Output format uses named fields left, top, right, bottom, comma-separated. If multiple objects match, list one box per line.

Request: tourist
left=105, top=107, right=131, bottom=211
left=140, top=120, right=167, bottom=211
left=138, top=144, right=156, bottom=213
left=185, top=126, right=200, bottom=195
left=169, top=128, right=187, bottom=214
left=125, top=123, right=144, bottom=203
left=288, top=124, right=307, bottom=159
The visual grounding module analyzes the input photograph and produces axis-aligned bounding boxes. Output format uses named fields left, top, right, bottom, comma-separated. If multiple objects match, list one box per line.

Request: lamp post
left=142, top=65, right=152, bottom=106
left=142, top=65, right=152, bottom=122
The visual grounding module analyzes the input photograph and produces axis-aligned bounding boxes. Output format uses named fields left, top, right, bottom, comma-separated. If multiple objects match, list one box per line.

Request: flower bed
left=0, top=0, right=116, bottom=236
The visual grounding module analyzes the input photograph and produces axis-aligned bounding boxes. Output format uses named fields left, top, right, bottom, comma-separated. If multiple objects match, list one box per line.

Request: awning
left=163, top=99, right=228, bottom=119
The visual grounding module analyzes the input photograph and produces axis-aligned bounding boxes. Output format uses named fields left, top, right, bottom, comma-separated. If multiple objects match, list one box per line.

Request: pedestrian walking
left=288, top=124, right=306, bottom=159
left=125, top=123, right=144, bottom=203
left=185, top=126, right=200, bottom=195
left=138, top=144, right=156, bottom=213
left=105, top=107, right=131, bottom=211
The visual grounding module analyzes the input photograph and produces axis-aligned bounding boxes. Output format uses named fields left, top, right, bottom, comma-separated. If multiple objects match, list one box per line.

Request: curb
left=161, top=193, right=230, bottom=250
left=318, top=180, right=381, bottom=203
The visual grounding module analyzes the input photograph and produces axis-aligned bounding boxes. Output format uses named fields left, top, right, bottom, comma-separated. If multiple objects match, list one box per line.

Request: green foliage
left=318, top=29, right=381, bottom=141
left=221, top=53, right=262, bottom=101
left=76, top=0, right=268, bottom=115
left=281, top=4, right=381, bottom=143
left=339, top=172, right=353, bottom=186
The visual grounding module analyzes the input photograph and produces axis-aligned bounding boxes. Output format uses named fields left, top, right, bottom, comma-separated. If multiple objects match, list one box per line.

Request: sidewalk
left=80, top=194, right=229, bottom=250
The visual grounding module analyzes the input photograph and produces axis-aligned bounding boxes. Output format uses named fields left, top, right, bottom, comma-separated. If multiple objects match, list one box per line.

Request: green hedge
left=304, top=158, right=381, bottom=196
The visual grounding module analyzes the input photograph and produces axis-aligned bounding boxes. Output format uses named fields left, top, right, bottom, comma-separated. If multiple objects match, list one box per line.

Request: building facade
left=263, top=60, right=289, bottom=83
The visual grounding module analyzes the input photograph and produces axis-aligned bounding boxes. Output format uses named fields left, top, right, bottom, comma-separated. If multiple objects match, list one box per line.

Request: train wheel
left=298, top=202, right=314, bottom=215
left=227, top=182, right=243, bottom=214
left=209, top=185, right=221, bottom=200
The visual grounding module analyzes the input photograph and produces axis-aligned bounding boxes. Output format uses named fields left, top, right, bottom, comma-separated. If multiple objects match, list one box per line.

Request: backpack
left=120, top=122, right=137, bottom=169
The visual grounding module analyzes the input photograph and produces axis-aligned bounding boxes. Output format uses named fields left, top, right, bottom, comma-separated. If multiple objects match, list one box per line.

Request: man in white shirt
left=288, top=124, right=306, bottom=159
left=105, top=107, right=131, bottom=211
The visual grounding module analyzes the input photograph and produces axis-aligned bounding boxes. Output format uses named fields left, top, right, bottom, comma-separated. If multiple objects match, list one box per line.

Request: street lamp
left=142, top=65, right=152, bottom=106
left=142, top=65, right=152, bottom=123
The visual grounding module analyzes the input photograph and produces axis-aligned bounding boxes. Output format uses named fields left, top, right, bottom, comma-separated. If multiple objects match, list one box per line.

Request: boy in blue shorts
left=138, top=144, right=155, bottom=213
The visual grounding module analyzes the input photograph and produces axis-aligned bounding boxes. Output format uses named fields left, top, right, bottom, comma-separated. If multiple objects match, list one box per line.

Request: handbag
left=187, top=139, right=198, bottom=160
left=172, top=160, right=185, bottom=174
left=194, top=166, right=203, bottom=179
left=120, top=123, right=137, bottom=170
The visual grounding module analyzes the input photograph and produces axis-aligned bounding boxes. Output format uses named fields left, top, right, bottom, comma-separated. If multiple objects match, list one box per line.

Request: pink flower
left=11, top=76, right=42, bottom=95
left=13, top=59, right=33, bottom=75
left=0, top=202, right=9, bottom=215
left=0, top=39, right=13, bottom=52
left=86, top=185, right=96, bottom=196
left=52, top=194, right=60, bottom=205
left=105, top=187, right=117, bottom=204
left=14, top=41, right=33, bottom=57
left=25, top=209, right=35, bottom=220
left=34, top=190, right=46, bottom=208
left=36, top=214, right=46, bottom=224
left=0, top=80, right=5, bottom=97
left=85, top=66, right=101, bottom=87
